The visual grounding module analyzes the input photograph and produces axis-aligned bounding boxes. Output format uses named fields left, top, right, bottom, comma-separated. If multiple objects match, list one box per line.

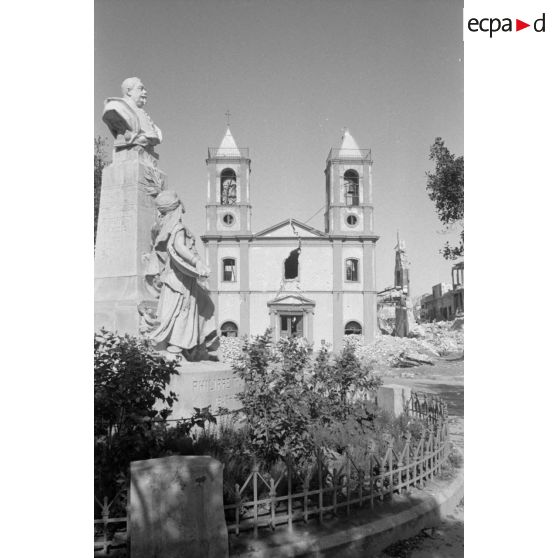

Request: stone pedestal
left=161, top=361, right=244, bottom=419
left=94, top=148, right=165, bottom=334
left=377, top=384, right=412, bottom=416
left=130, top=455, right=229, bottom=558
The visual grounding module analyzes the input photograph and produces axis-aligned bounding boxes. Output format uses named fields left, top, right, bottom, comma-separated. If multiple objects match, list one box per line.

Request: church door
left=280, top=314, right=304, bottom=338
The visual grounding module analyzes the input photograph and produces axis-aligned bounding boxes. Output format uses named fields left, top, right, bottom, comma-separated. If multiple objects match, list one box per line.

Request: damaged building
left=419, top=261, right=464, bottom=321
left=377, top=234, right=416, bottom=336
left=201, top=127, right=379, bottom=351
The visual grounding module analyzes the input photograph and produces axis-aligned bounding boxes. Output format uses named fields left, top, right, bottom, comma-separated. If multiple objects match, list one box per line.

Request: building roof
left=254, top=218, right=327, bottom=238
left=340, top=129, right=361, bottom=151
left=215, top=126, right=241, bottom=157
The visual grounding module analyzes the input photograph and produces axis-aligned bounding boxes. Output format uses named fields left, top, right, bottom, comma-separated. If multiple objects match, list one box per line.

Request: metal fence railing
left=224, top=392, right=450, bottom=536
left=94, top=391, right=451, bottom=552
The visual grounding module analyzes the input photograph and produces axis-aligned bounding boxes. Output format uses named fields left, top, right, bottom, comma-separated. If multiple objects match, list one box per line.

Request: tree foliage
left=426, top=137, right=464, bottom=260
left=94, top=136, right=109, bottom=243
left=232, top=331, right=382, bottom=465
left=94, top=330, right=180, bottom=498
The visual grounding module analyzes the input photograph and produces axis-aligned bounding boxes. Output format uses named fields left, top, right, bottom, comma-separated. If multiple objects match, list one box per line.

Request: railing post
left=332, top=468, right=338, bottom=516
left=318, top=450, right=324, bottom=523
left=345, top=452, right=351, bottom=515
left=234, top=483, right=240, bottom=536
left=287, top=453, right=293, bottom=531
left=102, top=496, right=109, bottom=555
left=387, top=439, right=394, bottom=496
left=358, top=469, right=364, bottom=507
left=369, top=454, right=375, bottom=509
left=252, top=463, right=259, bottom=537
left=269, top=477, right=276, bottom=531
left=303, top=474, right=310, bottom=524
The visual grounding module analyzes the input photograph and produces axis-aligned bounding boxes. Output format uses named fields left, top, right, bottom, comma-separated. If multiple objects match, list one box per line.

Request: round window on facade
left=222, top=213, right=235, bottom=226
left=344, top=321, right=362, bottom=335
left=346, top=214, right=358, bottom=227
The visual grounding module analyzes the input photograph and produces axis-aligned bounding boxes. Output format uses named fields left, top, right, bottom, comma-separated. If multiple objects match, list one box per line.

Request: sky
left=95, top=0, right=463, bottom=298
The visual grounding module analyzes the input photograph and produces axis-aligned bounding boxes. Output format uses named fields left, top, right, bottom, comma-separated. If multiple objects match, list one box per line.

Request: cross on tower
left=225, top=110, right=231, bottom=126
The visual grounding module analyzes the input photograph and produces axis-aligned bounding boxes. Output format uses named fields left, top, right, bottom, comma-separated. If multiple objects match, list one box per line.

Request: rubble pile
left=218, top=336, right=244, bottom=366
left=347, top=320, right=464, bottom=369
left=218, top=320, right=463, bottom=370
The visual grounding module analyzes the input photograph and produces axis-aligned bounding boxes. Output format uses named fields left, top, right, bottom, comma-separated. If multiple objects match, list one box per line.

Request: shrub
left=94, top=330, right=180, bottom=501
left=232, top=330, right=383, bottom=465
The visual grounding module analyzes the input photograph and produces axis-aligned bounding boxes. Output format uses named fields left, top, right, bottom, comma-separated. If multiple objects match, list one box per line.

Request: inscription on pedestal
left=165, top=363, right=244, bottom=418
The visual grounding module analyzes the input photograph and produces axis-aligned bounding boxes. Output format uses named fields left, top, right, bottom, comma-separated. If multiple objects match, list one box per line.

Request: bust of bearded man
left=102, top=77, right=163, bottom=153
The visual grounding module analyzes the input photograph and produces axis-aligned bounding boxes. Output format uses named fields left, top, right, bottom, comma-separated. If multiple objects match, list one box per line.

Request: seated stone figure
left=102, top=77, right=162, bottom=152
left=148, top=190, right=217, bottom=359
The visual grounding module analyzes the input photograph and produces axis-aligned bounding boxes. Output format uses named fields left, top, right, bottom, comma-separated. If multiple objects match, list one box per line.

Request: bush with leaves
left=232, top=330, right=383, bottom=466
left=232, top=331, right=315, bottom=464
left=94, top=330, right=180, bottom=502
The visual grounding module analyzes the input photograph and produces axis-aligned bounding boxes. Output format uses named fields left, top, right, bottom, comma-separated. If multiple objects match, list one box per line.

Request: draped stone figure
left=148, top=190, right=217, bottom=358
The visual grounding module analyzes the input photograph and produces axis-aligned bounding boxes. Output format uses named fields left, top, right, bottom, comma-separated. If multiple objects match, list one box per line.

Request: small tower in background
left=394, top=231, right=410, bottom=296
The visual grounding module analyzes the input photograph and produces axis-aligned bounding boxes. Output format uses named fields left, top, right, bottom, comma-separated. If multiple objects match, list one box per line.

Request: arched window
left=220, top=321, right=238, bottom=337
left=222, top=258, right=237, bottom=282
left=344, top=170, right=359, bottom=206
left=345, top=258, right=359, bottom=282
left=220, top=168, right=237, bottom=205
left=344, top=321, right=362, bottom=335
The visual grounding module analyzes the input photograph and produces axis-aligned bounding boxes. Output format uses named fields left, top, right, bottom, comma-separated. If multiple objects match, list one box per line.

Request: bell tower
left=205, top=127, right=251, bottom=235
left=324, top=129, right=374, bottom=236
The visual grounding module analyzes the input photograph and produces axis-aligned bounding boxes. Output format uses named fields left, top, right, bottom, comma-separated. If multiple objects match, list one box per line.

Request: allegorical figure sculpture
left=147, top=190, right=217, bottom=358
left=102, top=77, right=163, bottom=153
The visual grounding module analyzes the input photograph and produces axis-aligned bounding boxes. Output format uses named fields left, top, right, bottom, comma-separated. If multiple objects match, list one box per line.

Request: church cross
left=225, top=110, right=232, bottom=126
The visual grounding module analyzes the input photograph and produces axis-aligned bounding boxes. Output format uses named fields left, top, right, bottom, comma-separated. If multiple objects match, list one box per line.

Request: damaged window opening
left=284, top=248, right=301, bottom=280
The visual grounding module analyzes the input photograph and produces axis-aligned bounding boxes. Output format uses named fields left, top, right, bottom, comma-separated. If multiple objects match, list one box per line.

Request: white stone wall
left=249, top=244, right=333, bottom=291
left=343, top=292, right=364, bottom=325
left=313, top=293, right=334, bottom=345
left=249, top=292, right=274, bottom=336
left=218, top=292, right=241, bottom=330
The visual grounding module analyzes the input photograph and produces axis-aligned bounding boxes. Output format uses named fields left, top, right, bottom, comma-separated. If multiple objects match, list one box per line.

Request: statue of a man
left=102, top=77, right=162, bottom=151
left=148, top=190, right=217, bottom=358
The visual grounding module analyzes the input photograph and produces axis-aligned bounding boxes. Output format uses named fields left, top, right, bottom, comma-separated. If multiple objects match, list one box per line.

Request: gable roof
left=254, top=218, right=327, bottom=239
left=267, top=293, right=316, bottom=307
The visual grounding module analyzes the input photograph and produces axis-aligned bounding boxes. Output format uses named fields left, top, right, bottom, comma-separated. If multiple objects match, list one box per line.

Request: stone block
left=162, top=361, right=244, bottom=419
left=377, top=384, right=412, bottom=416
left=94, top=149, right=166, bottom=335
left=130, top=455, right=229, bottom=558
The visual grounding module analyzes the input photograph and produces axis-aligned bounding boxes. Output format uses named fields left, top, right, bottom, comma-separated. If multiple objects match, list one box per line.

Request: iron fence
left=225, top=391, right=450, bottom=536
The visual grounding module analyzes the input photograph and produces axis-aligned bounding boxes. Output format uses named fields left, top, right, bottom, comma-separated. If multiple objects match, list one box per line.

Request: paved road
left=380, top=355, right=464, bottom=418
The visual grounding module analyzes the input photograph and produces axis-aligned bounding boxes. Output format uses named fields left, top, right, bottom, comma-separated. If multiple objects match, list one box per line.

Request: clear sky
left=95, top=0, right=463, bottom=298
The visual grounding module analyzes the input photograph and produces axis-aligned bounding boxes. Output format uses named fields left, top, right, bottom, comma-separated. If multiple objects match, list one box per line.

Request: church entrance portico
left=267, top=293, right=315, bottom=343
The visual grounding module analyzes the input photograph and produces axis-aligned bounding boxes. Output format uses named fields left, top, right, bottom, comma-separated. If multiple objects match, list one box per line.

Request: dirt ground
left=377, top=355, right=464, bottom=557
left=377, top=499, right=464, bottom=558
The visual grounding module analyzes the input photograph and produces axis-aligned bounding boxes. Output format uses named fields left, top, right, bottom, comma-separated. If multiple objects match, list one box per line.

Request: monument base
left=163, top=360, right=244, bottom=419
left=95, top=148, right=165, bottom=336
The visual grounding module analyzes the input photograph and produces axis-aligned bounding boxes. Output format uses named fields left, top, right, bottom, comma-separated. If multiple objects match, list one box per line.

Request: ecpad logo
left=468, top=13, right=546, bottom=38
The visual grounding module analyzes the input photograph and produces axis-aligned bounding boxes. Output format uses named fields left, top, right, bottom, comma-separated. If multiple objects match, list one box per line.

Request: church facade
left=201, top=128, right=380, bottom=351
